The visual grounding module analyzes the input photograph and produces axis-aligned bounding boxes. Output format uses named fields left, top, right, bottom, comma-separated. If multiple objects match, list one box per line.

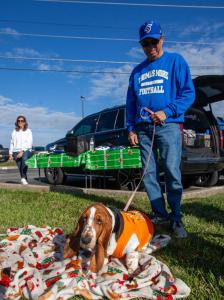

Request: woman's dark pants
left=13, top=150, right=32, bottom=179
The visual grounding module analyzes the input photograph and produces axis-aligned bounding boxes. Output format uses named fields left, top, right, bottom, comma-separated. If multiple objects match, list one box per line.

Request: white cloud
left=67, top=65, right=88, bottom=82
left=0, top=27, right=19, bottom=34
left=165, top=42, right=224, bottom=76
left=0, top=95, right=80, bottom=147
left=36, top=63, right=51, bottom=71
left=180, top=22, right=224, bottom=40
left=127, top=47, right=143, bottom=60
left=87, top=64, right=133, bottom=104
left=35, top=61, right=63, bottom=71
left=5, top=47, right=42, bottom=57
left=2, top=47, right=64, bottom=72
left=0, top=27, right=19, bottom=36
left=86, top=37, right=224, bottom=103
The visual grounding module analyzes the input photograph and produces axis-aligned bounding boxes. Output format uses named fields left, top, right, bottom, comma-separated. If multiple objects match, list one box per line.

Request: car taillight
left=218, top=130, right=224, bottom=149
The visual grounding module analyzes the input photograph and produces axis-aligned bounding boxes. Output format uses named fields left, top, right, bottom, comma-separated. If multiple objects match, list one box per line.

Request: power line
left=0, top=18, right=130, bottom=30
left=0, top=66, right=204, bottom=77
left=0, top=31, right=219, bottom=46
left=1, top=55, right=224, bottom=69
left=0, top=55, right=137, bottom=65
left=35, top=0, right=224, bottom=9
left=0, top=18, right=214, bottom=35
left=0, top=66, right=130, bottom=74
left=0, top=31, right=136, bottom=42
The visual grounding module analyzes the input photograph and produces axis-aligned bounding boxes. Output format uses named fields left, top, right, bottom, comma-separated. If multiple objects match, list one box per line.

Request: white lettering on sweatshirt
left=139, top=85, right=164, bottom=95
left=139, top=69, right=168, bottom=83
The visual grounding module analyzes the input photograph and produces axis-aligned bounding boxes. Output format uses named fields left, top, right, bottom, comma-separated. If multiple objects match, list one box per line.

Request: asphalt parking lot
left=0, top=168, right=47, bottom=186
left=0, top=168, right=114, bottom=188
left=0, top=167, right=224, bottom=200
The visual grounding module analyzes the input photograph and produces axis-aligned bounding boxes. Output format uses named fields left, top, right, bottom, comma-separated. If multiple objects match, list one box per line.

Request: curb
left=0, top=166, right=17, bottom=170
left=0, top=182, right=49, bottom=192
left=0, top=182, right=224, bottom=199
left=182, top=185, right=224, bottom=199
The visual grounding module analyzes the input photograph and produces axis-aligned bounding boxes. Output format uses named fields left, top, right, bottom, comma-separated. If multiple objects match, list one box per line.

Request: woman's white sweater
left=9, top=128, right=33, bottom=154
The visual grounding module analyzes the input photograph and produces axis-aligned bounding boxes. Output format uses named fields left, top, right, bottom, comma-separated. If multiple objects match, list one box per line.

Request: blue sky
left=0, top=0, right=224, bottom=147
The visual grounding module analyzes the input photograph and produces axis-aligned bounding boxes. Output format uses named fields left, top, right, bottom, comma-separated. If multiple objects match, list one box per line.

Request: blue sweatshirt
left=126, top=52, right=195, bottom=132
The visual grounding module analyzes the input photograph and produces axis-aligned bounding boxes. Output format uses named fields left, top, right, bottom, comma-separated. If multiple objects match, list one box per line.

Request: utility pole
left=80, top=96, right=85, bottom=119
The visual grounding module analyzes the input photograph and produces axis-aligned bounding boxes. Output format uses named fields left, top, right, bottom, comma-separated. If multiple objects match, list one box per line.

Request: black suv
left=0, top=144, right=9, bottom=162
left=45, top=75, right=224, bottom=189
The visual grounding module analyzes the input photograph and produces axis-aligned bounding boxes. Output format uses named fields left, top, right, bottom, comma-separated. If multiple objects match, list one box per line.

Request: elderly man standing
left=126, top=20, right=195, bottom=238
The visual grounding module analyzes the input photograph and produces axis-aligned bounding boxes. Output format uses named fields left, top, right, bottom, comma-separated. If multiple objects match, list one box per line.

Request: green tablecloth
left=25, top=152, right=85, bottom=169
left=26, top=147, right=142, bottom=171
left=85, top=147, right=141, bottom=170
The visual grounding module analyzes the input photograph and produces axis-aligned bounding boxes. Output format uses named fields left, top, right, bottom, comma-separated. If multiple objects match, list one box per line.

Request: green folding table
left=26, top=147, right=142, bottom=171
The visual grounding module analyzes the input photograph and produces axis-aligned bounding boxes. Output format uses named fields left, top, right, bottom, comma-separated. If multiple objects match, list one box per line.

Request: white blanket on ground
left=0, top=225, right=190, bottom=300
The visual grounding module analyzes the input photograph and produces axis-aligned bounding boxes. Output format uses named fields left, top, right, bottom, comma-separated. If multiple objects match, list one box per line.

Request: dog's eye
left=96, top=218, right=103, bottom=225
left=83, top=217, right=87, bottom=223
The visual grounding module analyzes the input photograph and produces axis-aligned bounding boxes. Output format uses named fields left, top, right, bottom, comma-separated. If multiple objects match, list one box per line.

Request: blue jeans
left=137, top=122, right=183, bottom=222
left=13, top=150, right=32, bottom=179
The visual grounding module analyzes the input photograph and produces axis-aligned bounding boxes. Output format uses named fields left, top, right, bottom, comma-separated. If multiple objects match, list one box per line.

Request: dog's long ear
left=90, top=242, right=105, bottom=273
left=64, top=219, right=82, bottom=259
left=91, top=211, right=112, bottom=273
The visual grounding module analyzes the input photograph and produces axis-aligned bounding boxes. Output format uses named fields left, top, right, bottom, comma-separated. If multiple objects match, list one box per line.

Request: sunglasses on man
left=140, top=39, right=160, bottom=47
left=18, top=119, right=25, bottom=123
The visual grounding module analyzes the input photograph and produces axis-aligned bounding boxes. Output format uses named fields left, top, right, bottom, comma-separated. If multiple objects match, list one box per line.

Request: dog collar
left=109, top=207, right=124, bottom=240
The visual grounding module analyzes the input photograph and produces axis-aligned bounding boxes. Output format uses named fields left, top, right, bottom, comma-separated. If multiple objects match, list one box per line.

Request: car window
left=209, top=100, right=224, bottom=130
left=115, top=108, right=125, bottom=129
left=73, top=114, right=99, bottom=136
left=96, top=110, right=117, bottom=132
left=33, top=146, right=45, bottom=151
left=185, top=108, right=210, bottom=131
left=198, top=85, right=223, bottom=99
left=209, top=100, right=224, bottom=118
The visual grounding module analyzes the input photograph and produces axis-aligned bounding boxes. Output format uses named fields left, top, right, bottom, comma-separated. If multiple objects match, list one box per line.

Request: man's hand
left=128, top=131, right=138, bottom=146
left=150, top=110, right=166, bottom=125
left=9, top=154, right=13, bottom=161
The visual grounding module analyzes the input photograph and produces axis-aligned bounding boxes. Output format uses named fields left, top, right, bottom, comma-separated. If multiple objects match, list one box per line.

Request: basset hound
left=64, top=203, right=154, bottom=274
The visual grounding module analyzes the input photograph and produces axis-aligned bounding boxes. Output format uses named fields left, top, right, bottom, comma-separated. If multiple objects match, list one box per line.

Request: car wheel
left=182, top=176, right=196, bottom=189
left=44, top=167, right=65, bottom=185
left=116, top=169, right=144, bottom=191
left=195, top=171, right=219, bottom=187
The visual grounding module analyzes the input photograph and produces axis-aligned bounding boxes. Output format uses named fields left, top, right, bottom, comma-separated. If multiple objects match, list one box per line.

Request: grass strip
left=0, top=188, right=223, bottom=300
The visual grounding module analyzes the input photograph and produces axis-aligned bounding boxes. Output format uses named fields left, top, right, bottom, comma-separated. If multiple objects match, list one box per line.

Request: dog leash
left=123, top=120, right=156, bottom=211
left=123, top=107, right=166, bottom=212
left=140, top=107, right=165, bottom=125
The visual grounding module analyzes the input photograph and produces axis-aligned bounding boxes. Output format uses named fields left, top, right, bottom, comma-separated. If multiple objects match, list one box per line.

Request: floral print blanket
left=0, top=225, right=190, bottom=300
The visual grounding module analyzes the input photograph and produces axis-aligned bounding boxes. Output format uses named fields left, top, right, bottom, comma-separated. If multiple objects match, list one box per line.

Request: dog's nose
left=82, top=249, right=93, bottom=258
left=81, top=236, right=92, bottom=245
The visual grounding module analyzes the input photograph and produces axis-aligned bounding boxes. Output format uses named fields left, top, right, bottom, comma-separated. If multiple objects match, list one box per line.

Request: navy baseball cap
left=139, top=21, right=162, bottom=42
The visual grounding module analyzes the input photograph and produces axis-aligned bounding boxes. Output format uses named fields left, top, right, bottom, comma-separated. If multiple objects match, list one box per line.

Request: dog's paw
left=126, top=251, right=139, bottom=274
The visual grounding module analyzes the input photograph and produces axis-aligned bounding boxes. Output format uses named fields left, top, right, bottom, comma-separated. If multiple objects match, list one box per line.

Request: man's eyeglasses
left=18, top=119, right=25, bottom=123
left=140, top=39, right=160, bottom=47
